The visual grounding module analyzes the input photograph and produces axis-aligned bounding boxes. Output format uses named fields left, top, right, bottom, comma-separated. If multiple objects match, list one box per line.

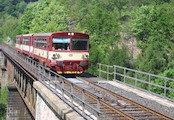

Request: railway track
left=39, top=68, right=173, bottom=120
left=76, top=76, right=173, bottom=120
left=2, top=45, right=173, bottom=120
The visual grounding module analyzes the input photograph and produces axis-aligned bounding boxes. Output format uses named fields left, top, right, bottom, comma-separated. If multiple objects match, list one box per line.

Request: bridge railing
left=98, top=63, right=174, bottom=101
left=38, top=65, right=103, bottom=119
left=2, top=44, right=39, bottom=77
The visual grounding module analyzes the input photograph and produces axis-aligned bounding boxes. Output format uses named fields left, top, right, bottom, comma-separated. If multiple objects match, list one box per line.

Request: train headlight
left=82, top=54, right=89, bottom=60
left=52, top=53, right=60, bottom=59
left=68, top=32, right=74, bottom=36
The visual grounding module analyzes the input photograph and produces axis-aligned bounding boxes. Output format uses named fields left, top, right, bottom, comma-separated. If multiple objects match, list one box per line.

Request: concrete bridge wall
left=34, top=81, right=84, bottom=120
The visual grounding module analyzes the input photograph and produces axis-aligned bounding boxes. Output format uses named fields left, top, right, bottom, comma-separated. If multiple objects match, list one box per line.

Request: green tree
left=87, top=43, right=103, bottom=75
left=105, top=45, right=130, bottom=67
left=16, top=1, right=27, bottom=14
left=19, top=0, right=68, bottom=33
left=132, top=5, right=174, bottom=44
left=0, top=103, right=6, bottom=118
left=0, top=0, right=27, bottom=17
left=135, top=42, right=167, bottom=74
left=132, top=4, right=174, bottom=74
left=151, top=69, right=174, bottom=98
left=0, top=15, right=19, bottom=41
left=18, top=10, right=34, bottom=33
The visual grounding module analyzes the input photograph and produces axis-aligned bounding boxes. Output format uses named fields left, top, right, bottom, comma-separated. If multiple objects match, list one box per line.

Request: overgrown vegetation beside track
left=0, top=87, right=8, bottom=120
left=0, top=0, right=174, bottom=98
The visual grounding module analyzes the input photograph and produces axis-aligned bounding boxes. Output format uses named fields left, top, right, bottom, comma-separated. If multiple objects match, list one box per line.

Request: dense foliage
left=0, top=87, right=8, bottom=120
left=132, top=4, right=174, bottom=73
left=0, top=0, right=27, bottom=17
left=0, top=0, right=174, bottom=97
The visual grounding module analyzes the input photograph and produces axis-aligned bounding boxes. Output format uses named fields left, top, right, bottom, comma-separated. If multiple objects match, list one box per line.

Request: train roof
left=33, top=32, right=52, bottom=36
left=17, top=32, right=89, bottom=37
left=23, top=33, right=34, bottom=37
left=16, top=34, right=33, bottom=37
left=16, top=35, right=22, bottom=37
left=33, top=32, right=89, bottom=37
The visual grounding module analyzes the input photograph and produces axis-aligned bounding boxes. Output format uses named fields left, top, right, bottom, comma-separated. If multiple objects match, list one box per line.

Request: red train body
left=15, top=32, right=90, bottom=74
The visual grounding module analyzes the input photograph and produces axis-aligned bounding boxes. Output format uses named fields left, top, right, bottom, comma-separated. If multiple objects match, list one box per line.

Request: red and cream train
left=15, top=32, right=90, bottom=74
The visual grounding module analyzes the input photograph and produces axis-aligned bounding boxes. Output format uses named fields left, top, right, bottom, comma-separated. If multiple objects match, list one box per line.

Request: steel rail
left=77, top=77, right=173, bottom=120
left=63, top=80, right=136, bottom=120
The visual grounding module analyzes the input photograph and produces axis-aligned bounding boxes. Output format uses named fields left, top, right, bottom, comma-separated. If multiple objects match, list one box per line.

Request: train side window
left=34, top=38, right=47, bottom=49
left=23, top=37, right=30, bottom=45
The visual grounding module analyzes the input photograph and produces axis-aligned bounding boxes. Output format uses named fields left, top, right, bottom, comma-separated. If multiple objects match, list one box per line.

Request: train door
left=29, top=35, right=34, bottom=57
left=21, top=37, right=24, bottom=53
left=46, top=37, right=50, bottom=65
left=20, top=37, right=22, bottom=52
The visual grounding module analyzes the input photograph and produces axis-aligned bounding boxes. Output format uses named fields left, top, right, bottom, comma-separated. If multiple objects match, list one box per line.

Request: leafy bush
left=0, top=87, right=7, bottom=120
left=0, top=103, right=6, bottom=118
left=150, top=69, right=174, bottom=98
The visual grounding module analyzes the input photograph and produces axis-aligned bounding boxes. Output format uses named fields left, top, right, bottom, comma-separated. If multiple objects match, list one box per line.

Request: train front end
left=49, top=32, right=90, bottom=74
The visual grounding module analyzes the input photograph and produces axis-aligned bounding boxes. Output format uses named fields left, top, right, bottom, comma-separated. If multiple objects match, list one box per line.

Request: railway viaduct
left=0, top=45, right=84, bottom=120
left=0, top=44, right=174, bottom=120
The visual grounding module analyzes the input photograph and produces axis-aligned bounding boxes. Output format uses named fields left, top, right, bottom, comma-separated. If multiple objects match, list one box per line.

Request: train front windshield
left=52, top=38, right=70, bottom=50
left=72, top=38, right=88, bottom=50
left=52, top=38, right=88, bottom=51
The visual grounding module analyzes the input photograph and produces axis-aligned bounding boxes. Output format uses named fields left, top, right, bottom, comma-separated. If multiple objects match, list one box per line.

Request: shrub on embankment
left=0, top=87, right=8, bottom=120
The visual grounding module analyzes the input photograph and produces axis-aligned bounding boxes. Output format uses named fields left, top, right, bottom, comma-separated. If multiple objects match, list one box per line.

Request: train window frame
left=72, top=38, right=88, bottom=50
left=23, top=37, right=30, bottom=45
left=52, top=38, right=70, bottom=50
left=34, top=38, right=47, bottom=49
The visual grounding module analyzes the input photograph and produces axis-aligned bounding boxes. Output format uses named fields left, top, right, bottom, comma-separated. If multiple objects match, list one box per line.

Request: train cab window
left=52, top=38, right=70, bottom=50
left=72, top=38, right=88, bottom=50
